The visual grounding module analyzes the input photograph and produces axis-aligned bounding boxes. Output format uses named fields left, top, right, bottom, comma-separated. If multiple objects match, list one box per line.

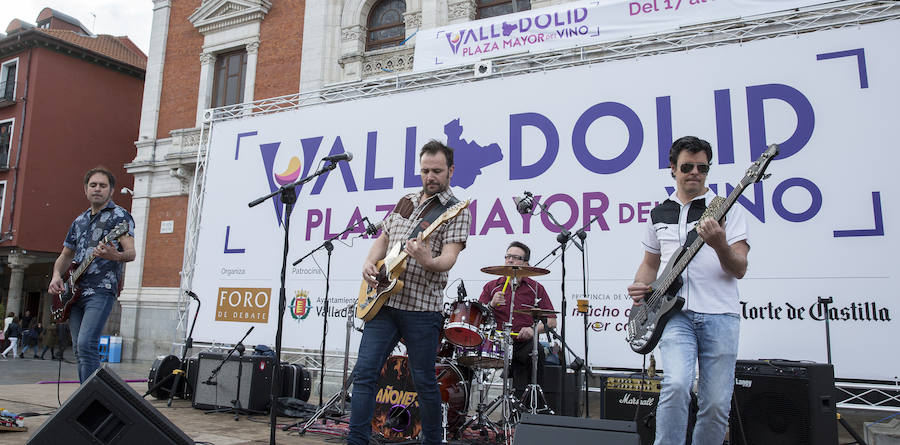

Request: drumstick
left=501, top=276, right=511, bottom=293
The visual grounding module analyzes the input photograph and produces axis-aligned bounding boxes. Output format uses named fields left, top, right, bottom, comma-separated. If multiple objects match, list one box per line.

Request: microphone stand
left=292, top=219, right=363, bottom=414
left=527, top=197, right=583, bottom=415
left=534, top=213, right=605, bottom=417
left=248, top=160, right=340, bottom=445
left=200, top=326, right=254, bottom=418
left=142, top=291, right=201, bottom=406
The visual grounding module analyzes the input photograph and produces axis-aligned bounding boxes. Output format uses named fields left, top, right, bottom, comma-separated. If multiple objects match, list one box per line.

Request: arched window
left=476, top=0, right=531, bottom=19
left=366, top=0, right=406, bottom=51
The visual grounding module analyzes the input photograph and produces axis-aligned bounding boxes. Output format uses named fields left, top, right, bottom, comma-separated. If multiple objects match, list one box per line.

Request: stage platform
left=0, top=355, right=890, bottom=444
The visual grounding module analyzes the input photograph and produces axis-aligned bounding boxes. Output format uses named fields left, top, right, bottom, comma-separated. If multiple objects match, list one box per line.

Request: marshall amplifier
left=192, top=352, right=275, bottom=413
left=602, top=374, right=696, bottom=445
left=601, top=374, right=661, bottom=445
left=730, top=360, right=837, bottom=445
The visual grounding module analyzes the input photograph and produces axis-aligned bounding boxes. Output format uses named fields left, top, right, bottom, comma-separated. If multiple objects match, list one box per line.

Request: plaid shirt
left=383, top=189, right=470, bottom=312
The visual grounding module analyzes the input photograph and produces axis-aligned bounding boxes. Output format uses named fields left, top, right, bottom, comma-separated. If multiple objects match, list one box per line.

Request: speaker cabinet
left=513, top=414, right=640, bottom=445
left=192, top=352, right=275, bottom=413
left=730, top=360, right=838, bottom=445
left=543, top=365, right=583, bottom=417
left=27, top=367, right=193, bottom=445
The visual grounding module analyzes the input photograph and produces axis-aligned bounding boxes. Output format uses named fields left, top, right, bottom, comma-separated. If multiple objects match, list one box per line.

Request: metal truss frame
left=177, top=0, right=900, bottom=408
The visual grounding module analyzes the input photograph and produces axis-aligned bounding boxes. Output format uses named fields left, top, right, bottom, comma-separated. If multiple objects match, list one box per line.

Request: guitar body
left=50, top=263, right=81, bottom=323
left=355, top=199, right=471, bottom=321
left=356, top=242, right=407, bottom=321
left=626, top=248, right=686, bottom=354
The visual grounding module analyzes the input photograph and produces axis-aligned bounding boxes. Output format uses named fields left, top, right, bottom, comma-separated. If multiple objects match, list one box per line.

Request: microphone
left=514, top=191, right=534, bottom=214
left=364, top=217, right=384, bottom=236
left=186, top=290, right=199, bottom=301
left=323, top=152, right=353, bottom=163
left=457, top=280, right=467, bottom=302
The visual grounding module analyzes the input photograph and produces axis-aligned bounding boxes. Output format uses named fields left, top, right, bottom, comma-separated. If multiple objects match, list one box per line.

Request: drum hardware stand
left=818, top=296, right=867, bottom=445
left=249, top=157, right=343, bottom=445
left=519, top=312, right=553, bottom=415
left=483, top=273, right=522, bottom=442
left=201, top=326, right=254, bottom=420
left=143, top=290, right=201, bottom=406
left=577, top=298, right=590, bottom=417
left=459, top=367, right=501, bottom=437
left=292, top=302, right=358, bottom=434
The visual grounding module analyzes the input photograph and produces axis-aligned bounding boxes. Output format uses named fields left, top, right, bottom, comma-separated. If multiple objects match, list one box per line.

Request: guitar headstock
left=105, top=221, right=131, bottom=242
left=745, top=144, right=780, bottom=184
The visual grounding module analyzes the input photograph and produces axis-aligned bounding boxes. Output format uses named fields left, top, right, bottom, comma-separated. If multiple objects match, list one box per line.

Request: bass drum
left=372, top=355, right=468, bottom=441
left=147, top=355, right=184, bottom=399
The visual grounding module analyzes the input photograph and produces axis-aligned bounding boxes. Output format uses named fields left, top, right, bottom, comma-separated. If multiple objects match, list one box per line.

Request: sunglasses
left=505, top=254, right=527, bottom=261
left=679, top=163, right=710, bottom=174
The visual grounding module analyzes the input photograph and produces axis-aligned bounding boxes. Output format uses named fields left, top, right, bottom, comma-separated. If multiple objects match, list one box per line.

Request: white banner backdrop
left=413, top=0, right=833, bottom=73
left=192, top=20, right=899, bottom=381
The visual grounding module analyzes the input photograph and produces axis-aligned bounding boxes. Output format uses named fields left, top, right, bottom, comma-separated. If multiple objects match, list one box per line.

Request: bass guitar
left=50, top=221, right=130, bottom=322
left=356, top=199, right=470, bottom=321
left=625, top=144, right=779, bottom=354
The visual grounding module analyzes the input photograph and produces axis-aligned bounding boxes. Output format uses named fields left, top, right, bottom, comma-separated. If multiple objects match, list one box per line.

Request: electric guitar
left=356, top=199, right=470, bottom=321
left=50, top=221, right=130, bottom=322
left=625, top=144, right=779, bottom=354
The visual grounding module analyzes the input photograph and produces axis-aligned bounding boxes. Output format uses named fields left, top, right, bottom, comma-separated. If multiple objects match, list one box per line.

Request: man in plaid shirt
left=348, top=140, right=470, bottom=445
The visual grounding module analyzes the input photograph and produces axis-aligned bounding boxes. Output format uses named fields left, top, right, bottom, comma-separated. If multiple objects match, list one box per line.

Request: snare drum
left=444, top=300, right=491, bottom=347
left=457, top=334, right=504, bottom=369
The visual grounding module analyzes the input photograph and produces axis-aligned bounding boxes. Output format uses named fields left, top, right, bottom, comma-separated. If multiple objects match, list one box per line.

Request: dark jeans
left=511, top=339, right=545, bottom=396
left=348, top=307, right=444, bottom=445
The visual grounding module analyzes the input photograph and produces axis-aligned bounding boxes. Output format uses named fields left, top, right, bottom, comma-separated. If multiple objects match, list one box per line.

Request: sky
left=1, top=0, right=153, bottom=54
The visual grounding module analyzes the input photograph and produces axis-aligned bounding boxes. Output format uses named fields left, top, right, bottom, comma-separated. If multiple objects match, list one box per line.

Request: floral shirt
left=63, top=200, right=135, bottom=298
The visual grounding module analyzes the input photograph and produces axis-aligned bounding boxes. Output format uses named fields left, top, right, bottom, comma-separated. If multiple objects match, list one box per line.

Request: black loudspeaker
left=542, top=365, right=583, bottom=416
left=192, top=352, right=275, bottom=412
left=513, top=413, right=640, bottom=444
left=27, top=367, right=193, bottom=445
left=730, top=360, right=838, bottom=445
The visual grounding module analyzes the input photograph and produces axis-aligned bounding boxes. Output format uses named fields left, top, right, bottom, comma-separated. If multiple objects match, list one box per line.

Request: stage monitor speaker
left=513, top=413, right=640, bottom=445
left=26, top=367, right=193, bottom=445
left=730, top=359, right=838, bottom=445
left=543, top=365, right=583, bottom=416
left=192, top=352, right=274, bottom=413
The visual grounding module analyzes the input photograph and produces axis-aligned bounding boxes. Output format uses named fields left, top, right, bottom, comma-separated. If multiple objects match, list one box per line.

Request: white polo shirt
left=642, top=189, right=749, bottom=314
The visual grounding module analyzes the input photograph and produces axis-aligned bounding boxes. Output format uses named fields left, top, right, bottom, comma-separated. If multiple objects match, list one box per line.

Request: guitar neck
left=658, top=179, right=751, bottom=292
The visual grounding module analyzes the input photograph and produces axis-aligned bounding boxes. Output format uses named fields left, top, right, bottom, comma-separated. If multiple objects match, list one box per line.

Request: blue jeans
left=348, top=307, right=444, bottom=445
left=654, top=310, right=739, bottom=445
left=68, top=290, right=115, bottom=383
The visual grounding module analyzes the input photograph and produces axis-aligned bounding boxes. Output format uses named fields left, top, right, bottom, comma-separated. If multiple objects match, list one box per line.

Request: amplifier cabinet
left=192, top=352, right=274, bottom=413
left=602, top=374, right=662, bottom=445
left=730, top=360, right=838, bottom=445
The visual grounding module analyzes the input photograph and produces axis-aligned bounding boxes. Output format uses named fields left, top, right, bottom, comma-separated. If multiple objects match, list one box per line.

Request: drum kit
left=372, top=264, right=559, bottom=443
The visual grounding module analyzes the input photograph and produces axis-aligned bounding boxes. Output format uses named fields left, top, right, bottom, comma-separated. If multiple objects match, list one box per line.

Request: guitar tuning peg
left=762, top=173, right=772, bottom=180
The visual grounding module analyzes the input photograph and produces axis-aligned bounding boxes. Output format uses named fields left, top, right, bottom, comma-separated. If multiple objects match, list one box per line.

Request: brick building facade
left=0, top=8, right=145, bottom=330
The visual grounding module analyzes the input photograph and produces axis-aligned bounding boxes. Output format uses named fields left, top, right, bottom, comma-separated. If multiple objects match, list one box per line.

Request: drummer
left=478, top=241, right=557, bottom=396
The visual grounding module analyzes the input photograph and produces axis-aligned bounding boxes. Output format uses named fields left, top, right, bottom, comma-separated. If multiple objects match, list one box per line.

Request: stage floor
left=0, top=354, right=889, bottom=444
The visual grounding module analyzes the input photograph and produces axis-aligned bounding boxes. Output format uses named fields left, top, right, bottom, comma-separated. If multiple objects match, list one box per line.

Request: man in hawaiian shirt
left=49, top=167, right=135, bottom=383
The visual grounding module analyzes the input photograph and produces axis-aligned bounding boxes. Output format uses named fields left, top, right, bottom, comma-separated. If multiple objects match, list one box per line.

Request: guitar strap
left=681, top=198, right=707, bottom=248
left=392, top=195, right=459, bottom=241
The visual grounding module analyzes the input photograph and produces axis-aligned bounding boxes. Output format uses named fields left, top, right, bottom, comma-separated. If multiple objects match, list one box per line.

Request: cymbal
left=480, top=265, right=550, bottom=277
left=513, top=305, right=559, bottom=316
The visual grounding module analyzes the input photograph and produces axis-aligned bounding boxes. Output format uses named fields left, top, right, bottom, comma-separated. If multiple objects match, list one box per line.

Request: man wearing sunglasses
left=478, top=241, right=557, bottom=397
left=627, top=136, right=750, bottom=445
